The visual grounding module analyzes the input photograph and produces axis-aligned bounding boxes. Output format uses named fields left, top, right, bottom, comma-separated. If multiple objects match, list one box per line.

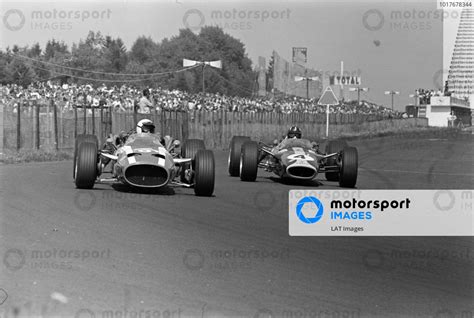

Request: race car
left=227, top=136, right=358, bottom=188
left=73, top=133, right=215, bottom=196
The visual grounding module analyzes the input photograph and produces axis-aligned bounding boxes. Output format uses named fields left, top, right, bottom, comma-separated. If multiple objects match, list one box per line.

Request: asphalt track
left=1, top=131, right=473, bottom=318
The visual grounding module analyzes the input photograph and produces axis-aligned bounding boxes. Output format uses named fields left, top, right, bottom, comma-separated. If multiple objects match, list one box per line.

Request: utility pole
left=409, top=90, right=420, bottom=106
left=349, top=86, right=369, bottom=106
left=294, top=69, right=319, bottom=99
left=183, top=59, right=222, bottom=94
left=340, top=61, right=344, bottom=102
left=384, top=90, right=400, bottom=110
left=202, top=63, right=205, bottom=93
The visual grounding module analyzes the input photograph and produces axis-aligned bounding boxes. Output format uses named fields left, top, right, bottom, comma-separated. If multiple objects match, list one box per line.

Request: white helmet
left=136, top=119, right=155, bottom=134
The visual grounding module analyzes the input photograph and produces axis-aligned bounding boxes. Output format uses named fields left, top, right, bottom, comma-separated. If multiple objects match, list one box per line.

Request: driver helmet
left=287, top=126, right=302, bottom=139
left=136, top=119, right=155, bottom=134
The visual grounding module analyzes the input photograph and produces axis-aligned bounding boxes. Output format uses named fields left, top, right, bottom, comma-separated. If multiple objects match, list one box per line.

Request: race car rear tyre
left=240, top=141, right=259, bottom=182
left=228, top=136, right=250, bottom=176
left=75, top=141, right=98, bottom=189
left=181, top=139, right=206, bottom=182
left=339, top=147, right=358, bottom=188
left=325, top=140, right=348, bottom=181
left=74, top=134, right=99, bottom=179
left=193, top=149, right=215, bottom=196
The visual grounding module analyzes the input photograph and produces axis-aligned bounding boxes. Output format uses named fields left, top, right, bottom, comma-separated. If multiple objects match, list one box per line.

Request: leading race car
left=73, top=131, right=215, bottom=196
left=227, top=131, right=358, bottom=188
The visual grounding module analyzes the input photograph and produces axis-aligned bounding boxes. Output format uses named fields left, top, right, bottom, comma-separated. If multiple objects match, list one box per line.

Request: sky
left=0, top=0, right=462, bottom=111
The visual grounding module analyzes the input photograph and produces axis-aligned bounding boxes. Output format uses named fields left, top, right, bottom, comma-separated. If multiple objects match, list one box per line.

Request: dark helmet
left=287, top=126, right=302, bottom=139
left=143, top=88, right=150, bottom=97
left=137, top=119, right=155, bottom=134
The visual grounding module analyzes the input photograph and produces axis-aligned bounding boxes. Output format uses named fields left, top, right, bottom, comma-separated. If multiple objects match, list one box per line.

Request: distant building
left=425, top=96, right=471, bottom=127
left=271, top=50, right=322, bottom=99
left=446, top=8, right=473, bottom=106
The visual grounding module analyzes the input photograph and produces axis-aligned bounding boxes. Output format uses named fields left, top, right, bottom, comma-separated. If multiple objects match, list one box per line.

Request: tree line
left=0, top=26, right=258, bottom=97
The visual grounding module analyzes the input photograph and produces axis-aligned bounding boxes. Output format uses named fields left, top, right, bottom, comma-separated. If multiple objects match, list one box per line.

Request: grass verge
left=0, top=149, right=72, bottom=164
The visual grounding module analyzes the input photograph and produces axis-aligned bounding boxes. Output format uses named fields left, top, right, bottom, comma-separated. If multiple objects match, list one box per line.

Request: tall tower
left=447, top=8, right=473, bottom=104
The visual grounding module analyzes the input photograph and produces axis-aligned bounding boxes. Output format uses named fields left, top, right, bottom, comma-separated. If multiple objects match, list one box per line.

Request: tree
left=0, top=26, right=256, bottom=95
left=102, top=36, right=128, bottom=73
left=266, top=54, right=274, bottom=92
left=6, top=58, right=37, bottom=86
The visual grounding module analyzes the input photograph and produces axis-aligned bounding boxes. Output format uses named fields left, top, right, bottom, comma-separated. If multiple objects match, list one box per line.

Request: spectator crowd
left=0, top=81, right=401, bottom=118
left=416, top=88, right=444, bottom=105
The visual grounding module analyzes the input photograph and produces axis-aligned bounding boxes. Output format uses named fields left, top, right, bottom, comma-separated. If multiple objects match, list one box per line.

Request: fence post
left=83, top=104, right=87, bottom=134
left=0, top=103, right=3, bottom=153
left=52, top=98, right=59, bottom=151
left=100, top=105, right=104, bottom=144
left=133, top=102, right=138, bottom=126
left=17, top=99, right=21, bottom=151
left=91, top=105, right=95, bottom=135
left=35, top=101, right=40, bottom=150
left=82, top=93, right=87, bottom=134
left=182, top=110, right=189, bottom=141
left=109, top=106, right=113, bottom=135
left=74, top=104, right=78, bottom=138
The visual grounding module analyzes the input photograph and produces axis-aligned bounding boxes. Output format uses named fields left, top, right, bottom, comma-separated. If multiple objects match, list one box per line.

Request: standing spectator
left=448, top=111, right=457, bottom=127
left=138, top=88, right=153, bottom=114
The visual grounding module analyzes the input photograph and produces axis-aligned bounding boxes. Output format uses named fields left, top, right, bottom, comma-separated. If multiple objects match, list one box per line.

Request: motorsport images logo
left=182, top=7, right=291, bottom=31
left=296, top=196, right=324, bottom=224
left=2, top=8, right=112, bottom=31
left=290, top=190, right=473, bottom=236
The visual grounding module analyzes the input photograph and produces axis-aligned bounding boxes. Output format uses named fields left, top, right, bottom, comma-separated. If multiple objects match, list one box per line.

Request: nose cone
left=286, top=161, right=317, bottom=179
left=124, top=164, right=169, bottom=188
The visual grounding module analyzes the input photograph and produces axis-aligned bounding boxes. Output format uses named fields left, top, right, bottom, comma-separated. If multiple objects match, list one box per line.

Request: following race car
left=227, top=127, right=358, bottom=188
left=73, top=124, right=215, bottom=196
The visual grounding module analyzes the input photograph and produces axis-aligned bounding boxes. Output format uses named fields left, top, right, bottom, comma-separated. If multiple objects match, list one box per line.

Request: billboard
left=292, top=47, right=307, bottom=64
left=329, top=76, right=361, bottom=86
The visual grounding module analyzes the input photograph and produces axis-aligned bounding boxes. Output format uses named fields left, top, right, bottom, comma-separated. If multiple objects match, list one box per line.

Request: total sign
left=330, top=76, right=361, bottom=86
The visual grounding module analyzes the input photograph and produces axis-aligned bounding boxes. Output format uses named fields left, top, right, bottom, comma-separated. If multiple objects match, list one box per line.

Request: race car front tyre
left=74, top=134, right=99, bottom=179
left=75, top=141, right=98, bottom=189
left=228, top=136, right=250, bottom=176
left=325, top=139, right=348, bottom=181
left=193, top=149, right=215, bottom=196
left=339, top=146, right=358, bottom=188
left=181, top=139, right=205, bottom=182
left=240, top=141, right=259, bottom=182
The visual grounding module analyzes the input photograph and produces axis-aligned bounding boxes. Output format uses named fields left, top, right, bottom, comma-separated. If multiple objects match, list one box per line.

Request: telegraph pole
left=202, top=63, right=205, bottom=93
left=183, top=59, right=222, bottom=94
left=349, top=86, right=369, bottom=105
left=409, top=90, right=420, bottom=106
left=340, top=61, right=344, bottom=102
left=384, top=90, right=400, bottom=110
left=294, top=69, right=319, bottom=99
